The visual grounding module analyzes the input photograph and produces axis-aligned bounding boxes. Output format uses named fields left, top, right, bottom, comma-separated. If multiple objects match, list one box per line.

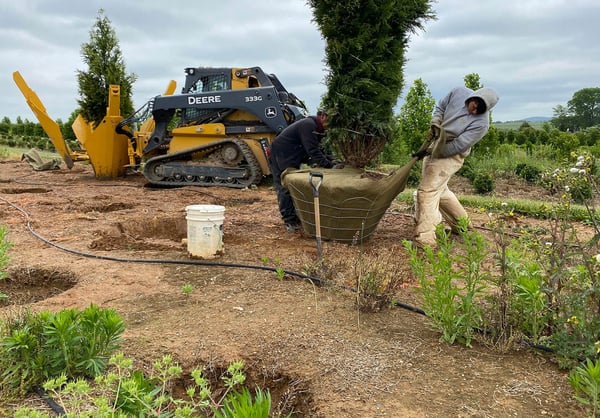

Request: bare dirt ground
left=0, top=157, right=586, bottom=417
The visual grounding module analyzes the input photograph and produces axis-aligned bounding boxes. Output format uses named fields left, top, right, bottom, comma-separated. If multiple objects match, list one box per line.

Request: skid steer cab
left=13, top=66, right=309, bottom=188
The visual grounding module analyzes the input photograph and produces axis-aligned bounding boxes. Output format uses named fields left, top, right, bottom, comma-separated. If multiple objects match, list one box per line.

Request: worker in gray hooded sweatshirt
left=412, top=86, right=499, bottom=247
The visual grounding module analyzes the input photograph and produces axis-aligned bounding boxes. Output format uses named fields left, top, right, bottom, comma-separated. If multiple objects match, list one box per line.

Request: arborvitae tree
left=309, top=0, right=434, bottom=168
left=77, top=9, right=136, bottom=127
left=398, top=78, right=435, bottom=155
left=0, top=117, right=10, bottom=136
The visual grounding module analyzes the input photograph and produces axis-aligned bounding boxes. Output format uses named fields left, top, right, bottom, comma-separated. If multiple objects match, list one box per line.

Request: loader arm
left=12, top=71, right=89, bottom=168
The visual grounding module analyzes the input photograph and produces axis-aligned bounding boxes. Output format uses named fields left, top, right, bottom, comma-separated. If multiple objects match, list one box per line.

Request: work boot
left=285, top=222, right=300, bottom=233
left=413, top=232, right=438, bottom=250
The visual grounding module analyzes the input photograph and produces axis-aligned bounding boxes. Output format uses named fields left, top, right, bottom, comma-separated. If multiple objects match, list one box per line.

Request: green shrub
left=515, top=163, right=541, bottom=183
left=472, top=173, right=495, bottom=194
left=458, top=159, right=476, bottom=181
left=13, top=355, right=275, bottom=418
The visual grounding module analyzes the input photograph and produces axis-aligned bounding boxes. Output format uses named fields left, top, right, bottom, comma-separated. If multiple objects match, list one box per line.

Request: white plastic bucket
left=185, top=204, right=225, bottom=258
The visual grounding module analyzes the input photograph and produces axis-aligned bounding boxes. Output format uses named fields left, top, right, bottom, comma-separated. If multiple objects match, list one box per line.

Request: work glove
left=428, top=123, right=441, bottom=141
left=330, top=158, right=345, bottom=169
left=411, top=148, right=431, bottom=160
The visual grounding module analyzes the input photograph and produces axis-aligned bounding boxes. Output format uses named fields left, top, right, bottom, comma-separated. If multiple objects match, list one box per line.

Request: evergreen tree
left=309, top=0, right=434, bottom=168
left=0, top=117, right=10, bottom=136
left=77, top=9, right=136, bottom=127
left=396, top=78, right=435, bottom=158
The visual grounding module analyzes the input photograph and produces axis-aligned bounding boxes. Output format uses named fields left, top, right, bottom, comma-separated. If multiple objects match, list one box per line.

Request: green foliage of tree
left=552, top=88, right=600, bottom=132
left=576, top=126, right=600, bottom=147
left=382, top=78, right=434, bottom=164
left=548, top=131, right=580, bottom=159
left=60, top=110, right=80, bottom=151
left=399, top=78, right=436, bottom=154
left=463, top=72, right=497, bottom=154
left=551, top=104, right=574, bottom=132
left=0, top=119, right=10, bottom=136
left=463, top=73, right=483, bottom=90
left=77, top=9, right=136, bottom=127
left=309, top=0, right=434, bottom=168
left=568, top=87, right=600, bottom=130
left=475, top=125, right=500, bottom=155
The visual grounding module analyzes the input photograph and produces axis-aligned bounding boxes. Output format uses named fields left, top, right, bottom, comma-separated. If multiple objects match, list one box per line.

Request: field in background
left=493, top=120, right=548, bottom=131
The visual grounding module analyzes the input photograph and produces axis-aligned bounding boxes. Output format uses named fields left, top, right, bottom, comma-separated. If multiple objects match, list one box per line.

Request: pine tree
left=309, top=0, right=434, bottom=168
left=77, top=9, right=137, bottom=127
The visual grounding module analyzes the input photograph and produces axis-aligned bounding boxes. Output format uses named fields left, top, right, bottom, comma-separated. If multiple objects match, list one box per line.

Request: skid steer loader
left=13, top=66, right=309, bottom=188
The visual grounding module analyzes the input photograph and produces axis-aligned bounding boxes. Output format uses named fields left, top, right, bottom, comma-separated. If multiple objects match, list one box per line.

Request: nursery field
left=0, top=157, right=587, bottom=417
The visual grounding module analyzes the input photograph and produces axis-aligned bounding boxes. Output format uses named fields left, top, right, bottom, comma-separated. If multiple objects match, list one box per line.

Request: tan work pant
left=414, top=153, right=469, bottom=246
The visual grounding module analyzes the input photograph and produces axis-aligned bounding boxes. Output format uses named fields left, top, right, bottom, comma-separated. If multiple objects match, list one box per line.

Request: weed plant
left=353, top=246, right=406, bottom=312
left=14, top=355, right=277, bottom=417
left=404, top=219, right=488, bottom=347
left=570, top=358, right=600, bottom=417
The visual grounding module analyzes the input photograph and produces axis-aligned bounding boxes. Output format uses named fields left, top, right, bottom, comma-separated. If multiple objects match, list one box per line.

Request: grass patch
left=396, top=189, right=594, bottom=222
left=0, top=146, right=60, bottom=161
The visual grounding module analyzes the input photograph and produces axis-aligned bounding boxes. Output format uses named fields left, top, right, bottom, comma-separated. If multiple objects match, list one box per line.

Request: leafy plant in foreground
left=213, top=386, right=273, bottom=418
left=16, top=355, right=274, bottom=418
left=404, top=219, right=488, bottom=347
left=570, top=358, right=600, bottom=417
left=0, top=304, right=124, bottom=396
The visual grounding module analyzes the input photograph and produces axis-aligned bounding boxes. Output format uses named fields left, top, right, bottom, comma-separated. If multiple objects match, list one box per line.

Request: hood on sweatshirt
left=465, top=87, right=499, bottom=114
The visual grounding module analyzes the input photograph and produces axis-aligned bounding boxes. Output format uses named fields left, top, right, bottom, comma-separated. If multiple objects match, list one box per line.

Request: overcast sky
left=2, top=0, right=599, bottom=124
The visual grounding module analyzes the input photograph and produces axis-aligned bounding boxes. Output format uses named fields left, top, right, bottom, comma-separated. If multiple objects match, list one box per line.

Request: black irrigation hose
left=32, top=386, right=66, bottom=417
left=0, top=195, right=325, bottom=284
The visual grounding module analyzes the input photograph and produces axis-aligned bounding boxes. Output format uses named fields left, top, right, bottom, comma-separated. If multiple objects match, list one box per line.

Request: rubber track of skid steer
left=143, top=138, right=263, bottom=188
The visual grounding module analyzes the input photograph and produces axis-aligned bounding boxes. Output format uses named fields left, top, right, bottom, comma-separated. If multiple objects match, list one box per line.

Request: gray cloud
left=2, top=0, right=599, bottom=124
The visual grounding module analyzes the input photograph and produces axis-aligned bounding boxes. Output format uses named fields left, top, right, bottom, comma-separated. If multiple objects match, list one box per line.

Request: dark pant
left=270, top=157, right=300, bottom=225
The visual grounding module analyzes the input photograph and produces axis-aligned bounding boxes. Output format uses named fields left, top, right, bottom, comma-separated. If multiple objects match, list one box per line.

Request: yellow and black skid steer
left=13, top=66, right=308, bottom=188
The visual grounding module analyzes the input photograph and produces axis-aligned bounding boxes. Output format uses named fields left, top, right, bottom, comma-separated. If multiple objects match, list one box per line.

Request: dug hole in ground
left=0, top=158, right=585, bottom=417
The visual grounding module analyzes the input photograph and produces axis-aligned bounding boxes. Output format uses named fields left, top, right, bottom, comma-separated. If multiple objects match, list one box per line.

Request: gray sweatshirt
left=432, top=86, right=499, bottom=157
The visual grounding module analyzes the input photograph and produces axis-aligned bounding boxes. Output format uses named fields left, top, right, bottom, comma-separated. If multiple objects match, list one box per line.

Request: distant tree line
left=0, top=113, right=78, bottom=152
